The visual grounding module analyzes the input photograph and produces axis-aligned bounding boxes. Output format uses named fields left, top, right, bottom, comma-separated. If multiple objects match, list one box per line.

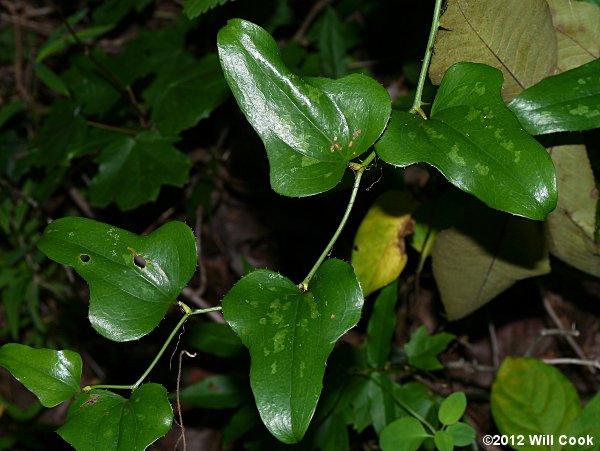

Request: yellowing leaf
left=545, top=145, right=600, bottom=277
left=432, top=206, right=550, bottom=320
left=430, top=0, right=557, bottom=102
left=352, top=191, right=415, bottom=297
left=547, top=0, right=600, bottom=72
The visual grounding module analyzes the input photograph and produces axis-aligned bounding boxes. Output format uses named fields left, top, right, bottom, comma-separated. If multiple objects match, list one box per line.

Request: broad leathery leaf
left=352, top=191, right=415, bottom=297
left=37, top=217, right=196, bottom=341
left=144, top=53, right=230, bottom=134
left=438, top=392, right=467, bottom=426
left=184, top=0, right=230, bottom=19
left=509, top=59, right=600, bottom=135
left=429, top=0, right=556, bottom=102
left=491, top=358, right=581, bottom=451
left=547, top=0, right=600, bottom=72
left=221, top=258, right=363, bottom=443
left=365, top=281, right=399, bottom=368
left=376, top=63, right=557, bottom=220
left=217, top=19, right=390, bottom=197
left=0, top=344, right=81, bottom=408
left=58, top=384, right=172, bottom=451
left=565, top=393, right=600, bottom=451
left=89, top=131, right=190, bottom=211
left=544, top=145, right=600, bottom=277
left=379, top=416, right=430, bottom=451
left=432, top=206, right=550, bottom=320
left=176, top=374, right=246, bottom=409
left=404, top=325, right=454, bottom=371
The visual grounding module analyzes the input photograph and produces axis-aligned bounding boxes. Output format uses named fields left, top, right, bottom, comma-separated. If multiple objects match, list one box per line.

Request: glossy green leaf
left=434, top=430, right=455, bottom=451
left=89, top=131, right=190, bottom=211
left=491, top=357, right=581, bottom=450
left=446, top=422, right=476, bottom=447
left=185, top=322, right=245, bottom=358
left=58, top=384, right=172, bottom=451
left=176, top=375, right=246, bottom=409
left=365, top=281, right=399, bottom=368
left=221, top=258, right=363, bottom=443
left=144, top=54, right=230, bottom=134
left=565, top=393, right=600, bottom=451
left=379, top=416, right=430, bottom=451
left=438, top=392, right=466, bottom=426
left=352, top=191, right=415, bottom=297
left=33, top=63, right=70, bottom=97
left=37, top=217, right=196, bottom=341
left=509, top=59, right=600, bottom=135
left=184, top=0, right=231, bottom=19
left=432, top=206, right=551, bottom=320
left=545, top=145, right=600, bottom=277
left=0, top=344, right=81, bottom=408
left=429, top=0, right=556, bottom=102
left=404, top=326, right=454, bottom=371
left=318, top=8, right=348, bottom=78
left=547, top=0, right=600, bottom=72
left=377, top=62, right=557, bottom=220
left=217, top=19, right=390, bottom=197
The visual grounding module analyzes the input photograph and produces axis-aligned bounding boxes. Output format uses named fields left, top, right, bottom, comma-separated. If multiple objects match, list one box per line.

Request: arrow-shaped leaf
left=37, top=217, right=197, bottom=341
left=221, top=258, right=363, bottom=443
left=217, top=19, right=390, bottom=197
left=376, top=62, right=557, bottom=220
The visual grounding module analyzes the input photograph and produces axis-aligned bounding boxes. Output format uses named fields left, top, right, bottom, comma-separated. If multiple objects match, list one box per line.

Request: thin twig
left=525, top=327, right=581, bottom=357
left=181, top=287, right=225, bottom=323
left=542, top=358, right=600, bottom=371
left=445, top=358, right=496, bottom=373
left=292, top=0, right=333, bottom=44
left=195, top=206, right=208, bottom=297
left=68, top=187, right=95, bottom=218
left=175, top=350, right=196, bottom=451
left=487, top=312, right=500, bottom=369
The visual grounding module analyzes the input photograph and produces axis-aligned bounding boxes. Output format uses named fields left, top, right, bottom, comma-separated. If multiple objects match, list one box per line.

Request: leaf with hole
left=37, top=217, right=196, bottom=341
left=58, top=384, right=172, bottom=451
left=0, top=344, right=81, bottom=408
left=221, top=258, right=363, bottom=443
left=217, top=19, right=390, bottom=197
left=376, top=62, right=557, bottom=220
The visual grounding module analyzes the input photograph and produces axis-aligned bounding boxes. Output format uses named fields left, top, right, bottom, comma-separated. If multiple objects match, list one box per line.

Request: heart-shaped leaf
left=217, top=19, right=390, bottom=197
left=0, top=344, right=82, bottom=408
left=376, top=62, right=557, bottom=220
left=37, top=217, right=196, bottom=341
left=221, top=258, right=363, bottom=443
left=58, top=384, right=173, bottom=451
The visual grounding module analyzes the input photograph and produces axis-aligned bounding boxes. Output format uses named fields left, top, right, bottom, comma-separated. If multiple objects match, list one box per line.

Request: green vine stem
left=82, top=304, right=222, bottom=392
left=410, top=0, right=443, bottom=119
left=299, top=151, right=377, bottom=291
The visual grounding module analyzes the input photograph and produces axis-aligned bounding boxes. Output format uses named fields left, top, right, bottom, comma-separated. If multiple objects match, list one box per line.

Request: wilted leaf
left=491, top=358, right=581, bottom=450
left=432, top=206, right=550, bottom=320
left=547, top=0, right=600, bottom=72
left=545, top=145, right=600, bottom=277
left=430, top=0, right=557, bottom=102
left=352, top=191, right=415, bottom=297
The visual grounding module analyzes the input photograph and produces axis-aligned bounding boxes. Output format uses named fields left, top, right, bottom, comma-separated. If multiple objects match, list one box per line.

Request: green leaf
left=434, top=430, right=455, bottom=451
left=37, top=21, right=114, bottom=63
left=432, top=206, right=551, bottom=320
left=446, top=422, right=476, bottom=447
left=222, top=404, right=260, bottom=449
left=34, top=63, right=70, bottom=97
left=491, top=357, right=581, bottom=450
left=376, top=62, right=557, bottom=220
left=0, top=99, right=24, bottom=128
left=318, top=8, right=348, bottom=78
left=0, top=344, right=81, bottom=408
left=217, top=19, right=390, bottom=197
left=545, top=145, right=600, bottom=277
left=368, top=373, right=398, bottom=434
left=176, top=375, right=246, bottom=409
left=185, top=322, right=245, bottom=358
left=392, top=382, right=435, bottom=421
left=565, top=393, right=600, bottom=451
left=58, top=384, right=173, bottom=451
left=352, top=191, right=415, bottom=297
left=547, top=0, right=600, bottom=72
left=89, top=131, right=190, bottom=211
left=404, top=326, right=454, bottom=371
left=438, top=392, right=467, bottom=426
left=379, top=416, right=430, bottom=451
left=314, top=413, right=349, bottom=451
left=509, top=59, right=600, bottom=135
left=184, top=0, right=231, bottom=19
left=577, top=0, right=600, bottom=7
left=37, top=217, right=196, bottom=341
left=144, top=54, right=230, bottom=134
left=221, top=258, right=363, bottom=443
left=365, top=281, right=399, bottom=368
left=429, top=0, right=557, bottom=102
